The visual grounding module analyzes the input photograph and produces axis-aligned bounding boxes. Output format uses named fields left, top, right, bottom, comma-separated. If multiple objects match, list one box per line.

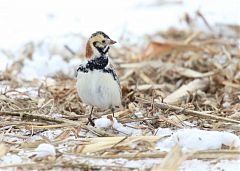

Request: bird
left=76, top=31, right=122, bottom=125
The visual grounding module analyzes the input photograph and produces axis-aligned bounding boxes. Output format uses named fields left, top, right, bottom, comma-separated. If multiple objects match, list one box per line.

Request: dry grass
left=0, top=25, right=240, bottom=170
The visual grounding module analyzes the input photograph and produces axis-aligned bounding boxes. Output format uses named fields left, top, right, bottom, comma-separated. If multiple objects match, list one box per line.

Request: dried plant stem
left=196, top=10, right=213, bottom=31
left=0, top=111, right=67, bottom=123
left=25, top=124, right=70, bottom=129
left=0, top=162, right=135, bottom=170
left=137, top=98, right=240, bottom=124
left=0, top=163, right=39, bottom=169
left=151, top=145, right=188, bottom=171
left=85, top=150, right=240, bottom=160
left=155, top=101, right=240, bottom=124
left=163, top=79, right=209, bottom=104
left=64, top=45, right=76, bottom=55
left=0, top=111, right=115, bottom=137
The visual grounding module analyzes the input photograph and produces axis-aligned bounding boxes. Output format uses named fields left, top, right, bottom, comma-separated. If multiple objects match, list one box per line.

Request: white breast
left=76, top=69, right=121, bottom=109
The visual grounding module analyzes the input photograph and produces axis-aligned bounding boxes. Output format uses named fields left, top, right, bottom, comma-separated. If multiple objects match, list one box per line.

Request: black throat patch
left=86, top=56, right=109, bottom=70
left=77, top=56, right=109, bottom=73
left=76, top=55, right=119, bottom=83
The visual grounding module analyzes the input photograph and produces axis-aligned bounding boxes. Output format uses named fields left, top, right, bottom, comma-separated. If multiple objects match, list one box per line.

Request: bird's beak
left=109, top=39, right=117, bottom=45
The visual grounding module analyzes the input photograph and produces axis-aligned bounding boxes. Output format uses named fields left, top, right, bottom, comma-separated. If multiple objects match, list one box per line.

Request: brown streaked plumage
left=85, top=41, right=93, bottom=58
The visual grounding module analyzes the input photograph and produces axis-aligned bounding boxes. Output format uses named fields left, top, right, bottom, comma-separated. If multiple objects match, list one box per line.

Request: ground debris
left=1, top=27, right=240, bottom=170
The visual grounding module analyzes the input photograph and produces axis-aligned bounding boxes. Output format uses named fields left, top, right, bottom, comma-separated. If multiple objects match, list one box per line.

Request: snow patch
left=31, top=129, right=63, bottom=140
left=19, top=54, right=81, bottom=80
left=94, top=117, right=142, bottom=135
left=156, top=129, right=240, bottom=152
left=0, top=0, right=239, bottom=49
left=34, top=143, right=56, bottom=158
left=94, top=117, right=113, bottom=128
left=179, top=159, right=211, bottom=171
left=213, top=160, right=240, bottom=171
left=154, top=128, right=173, bottom=136
left=113, top=121, right=142, bottom=136
left=0, top=52, right=13, bottom=72
left=1, top=154, right=22, bottom=164
left=77, top=157, right=162, bottom=170
left=134, top=111, right=144, bottom=118
left=180, top=159, right=240, bottom=171
left=0, top=83, right=10, bottom=94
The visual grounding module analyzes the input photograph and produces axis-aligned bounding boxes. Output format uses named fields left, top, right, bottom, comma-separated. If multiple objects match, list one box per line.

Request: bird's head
left=85, top=31, right=116, bottom=58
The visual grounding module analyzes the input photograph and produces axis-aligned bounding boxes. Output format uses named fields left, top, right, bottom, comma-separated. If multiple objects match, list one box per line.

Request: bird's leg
left=87, top=106, right=95, bottom=126
left=111, top=108, right=115, bottom=118
left=90, top=106, right=94, bottom=118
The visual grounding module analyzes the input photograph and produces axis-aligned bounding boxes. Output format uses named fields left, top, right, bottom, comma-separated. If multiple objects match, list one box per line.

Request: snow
left=113, top=121, right=142, bottom=136
left=32, top=129, right=63, bottom=140
left=179, top=159, right=240, bottom=171
left=1, top=127, right=239, bottom=170
left=15, top=87, right=39, bottom=99
left=0, top=0, right=238, bottom=80
left=179, top=159, right=211, bottom=171
left=71, top=157, right=163, bottom=170
left=0, top=154, right=23, bottom=171
left=0, top=0, right=239, bottom=49
left=1, top=154, right=22, bottom=165
left=154, top=128, right=173, bottom=136
left=134, top=111, right=144, bottom=118
left=156, top=128, right=240, bottom=152
left=94, top=117, right=142, bottom=135
left=51, top=155, right=240, bottom=171
left=94, top=117, right=113, bottom=128
left=0, top=0, right=239, bottom=170
left=34, top=143, right=56, bottom=158
left=213, top=160, right=240, bottom=171
left=223, top=102, right=231, bottom=108
left=19, top=54, right=81, bottom=80
left=17, top=34, right=83, bottom=80
left=0, top=51, right=13, bottom=72
left=0, top=86, right=39, bottom=99
left=0, top=83, right=10, bottom=94
left=95, top=118, right=239, bottom=146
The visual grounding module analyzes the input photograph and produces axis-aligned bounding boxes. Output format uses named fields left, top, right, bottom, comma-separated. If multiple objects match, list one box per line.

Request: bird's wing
left=75, top=62, right=89, bottom=77
left=103, top=67, right=122, bottom=97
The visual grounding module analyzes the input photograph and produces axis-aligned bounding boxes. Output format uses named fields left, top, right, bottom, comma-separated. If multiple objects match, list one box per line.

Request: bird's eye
left=102, top=40, right=105, bottom=43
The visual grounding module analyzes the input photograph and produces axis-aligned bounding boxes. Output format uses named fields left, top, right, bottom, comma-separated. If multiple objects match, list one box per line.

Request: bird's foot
left=86, top=117, right=95, bottom=126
